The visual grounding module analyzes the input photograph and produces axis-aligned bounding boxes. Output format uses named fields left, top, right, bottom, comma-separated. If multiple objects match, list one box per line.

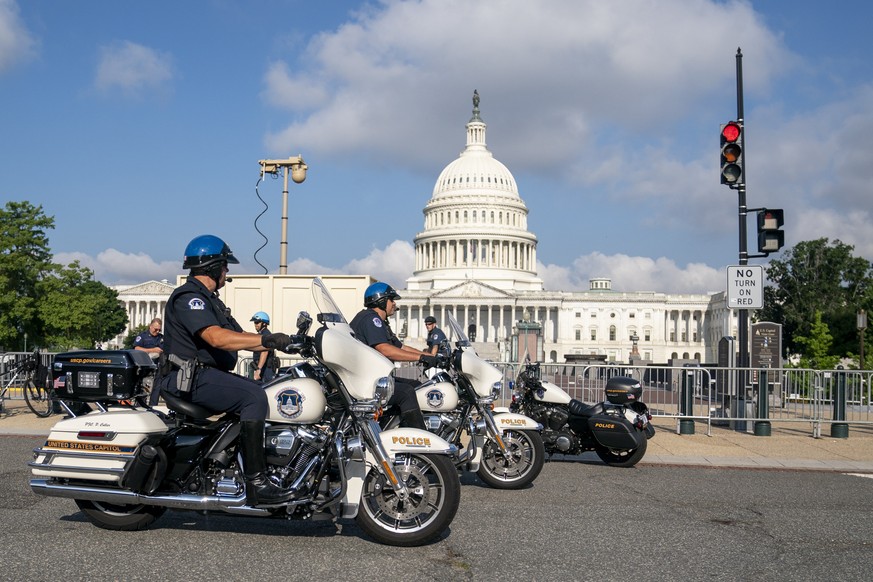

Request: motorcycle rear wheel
left=595, top=434, right=648, bottom=468
left=477, top=429, right=545, bottom=489
left=357, top=453, right=460, bottom=547
left=75, top=499, right=167, bottom=531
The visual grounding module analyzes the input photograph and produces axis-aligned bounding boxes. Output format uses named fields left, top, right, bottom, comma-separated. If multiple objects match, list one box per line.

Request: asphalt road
left=3, top=434, right=873, bottom=581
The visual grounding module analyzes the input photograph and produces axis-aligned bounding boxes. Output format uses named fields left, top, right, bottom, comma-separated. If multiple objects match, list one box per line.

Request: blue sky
left=2, top=0, right=872, bottom=294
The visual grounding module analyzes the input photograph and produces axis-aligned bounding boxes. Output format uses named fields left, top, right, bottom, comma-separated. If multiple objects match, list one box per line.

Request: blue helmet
left=183, top=235, right=239, bottom=270
left=250, top=311, right=270, bottom=324
left=364, top=282, right=401, bottom=309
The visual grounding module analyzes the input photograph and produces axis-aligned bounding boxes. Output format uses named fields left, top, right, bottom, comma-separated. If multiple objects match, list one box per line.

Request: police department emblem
left=426, top=388, right=444, bottom=409
left=277, top=389, right=305, bottom=419
left=372, top=317, right=382, bottom=328
left=188, top=298, right=206, bottom=310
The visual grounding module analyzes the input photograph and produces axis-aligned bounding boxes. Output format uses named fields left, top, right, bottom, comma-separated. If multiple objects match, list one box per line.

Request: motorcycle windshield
left=312, top=278, right=347, bottom=325
left=445, top=312, right=472, bottom=351
left=310, top=277, right=395, bottom=401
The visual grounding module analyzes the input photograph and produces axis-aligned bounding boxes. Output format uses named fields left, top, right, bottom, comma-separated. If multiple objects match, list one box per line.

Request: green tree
left=36, top=261, right=128, bottom=351
left=0, top=201, right=55, bottom=349
left=793, top=311, right=840, bottom=370
left=760, top=238, right=873, bottom=358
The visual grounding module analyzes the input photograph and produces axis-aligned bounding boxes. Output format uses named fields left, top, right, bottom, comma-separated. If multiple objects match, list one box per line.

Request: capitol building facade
left=113, top=93, right=737, bottom=364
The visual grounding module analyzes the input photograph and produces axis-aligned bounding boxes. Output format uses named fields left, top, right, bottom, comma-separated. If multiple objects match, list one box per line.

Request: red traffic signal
left=720, top=121, right=743, bottom=186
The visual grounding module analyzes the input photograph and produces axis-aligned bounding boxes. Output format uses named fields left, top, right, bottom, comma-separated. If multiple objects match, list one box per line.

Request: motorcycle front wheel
left=75, top=499, right=167, bottom=531
left=595, top=433, right=648, bottom=468
left=357, top=453, right=460, bottom=547
left=477, top=429, right=545, bottom=490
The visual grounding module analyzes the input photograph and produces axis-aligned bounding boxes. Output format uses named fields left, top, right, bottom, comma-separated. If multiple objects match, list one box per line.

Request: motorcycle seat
left=162, top=391, right=215, bottom=420
left=568, top=399, right=599, bottom=418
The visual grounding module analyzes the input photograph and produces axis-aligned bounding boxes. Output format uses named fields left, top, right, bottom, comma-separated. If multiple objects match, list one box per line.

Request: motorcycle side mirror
left=296, top=311, right=313, bottom=335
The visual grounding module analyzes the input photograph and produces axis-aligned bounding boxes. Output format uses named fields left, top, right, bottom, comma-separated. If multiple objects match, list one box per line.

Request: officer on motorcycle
left=349, top=282, right=437, bottom=429
left=155, top=234, right=294, bottom=505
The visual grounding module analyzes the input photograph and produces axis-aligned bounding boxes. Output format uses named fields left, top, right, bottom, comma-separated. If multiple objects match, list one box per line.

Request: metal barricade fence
left=479, top=362, right=873, bottom=438
left=6, top=350, right=871, bottom=437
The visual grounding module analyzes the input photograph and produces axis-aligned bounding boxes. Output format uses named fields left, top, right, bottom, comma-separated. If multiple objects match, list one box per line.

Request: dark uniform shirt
left=426, top=326, right=448, bottom=355
left=349, top=308, right=402, bottom=349
left=134, top=330, right=163, bottom=350
left=163, top=276, right=242, bottom=371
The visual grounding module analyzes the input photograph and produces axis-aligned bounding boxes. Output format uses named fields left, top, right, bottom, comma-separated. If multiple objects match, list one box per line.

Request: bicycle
left=0, top=349, right=54, bottom=417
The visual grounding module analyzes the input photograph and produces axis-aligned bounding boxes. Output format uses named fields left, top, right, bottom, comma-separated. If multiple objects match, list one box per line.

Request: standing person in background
left=250, top=311, right=278, bottom=383
left=423, top=315, right=449, bottom=379
left=134, top=318, right=164, bottom=359
left=424, top=316, right=448, bottom=356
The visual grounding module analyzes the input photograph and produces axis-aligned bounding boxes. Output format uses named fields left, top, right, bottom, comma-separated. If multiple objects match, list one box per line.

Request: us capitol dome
left=405, top=90, right=543, bottom=292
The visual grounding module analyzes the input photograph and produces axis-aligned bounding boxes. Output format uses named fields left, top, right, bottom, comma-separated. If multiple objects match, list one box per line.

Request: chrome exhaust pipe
left=30, top=479, right=270, bottom=515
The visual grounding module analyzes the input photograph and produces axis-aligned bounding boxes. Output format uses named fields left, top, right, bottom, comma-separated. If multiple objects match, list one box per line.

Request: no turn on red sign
left=727, top=265, right=763, bottom=309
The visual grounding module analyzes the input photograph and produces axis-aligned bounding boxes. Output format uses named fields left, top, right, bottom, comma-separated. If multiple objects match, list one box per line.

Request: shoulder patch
left=188, top=298, right=206, bottom=310
left=372, top=316, right=383, bottom=328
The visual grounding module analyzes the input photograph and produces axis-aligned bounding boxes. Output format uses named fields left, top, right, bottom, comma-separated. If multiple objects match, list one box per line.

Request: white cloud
left=94, top=40, right=174, bottom=96
left=0, top=0, right=37, bottom=72
left=55, top=249, right=179, bottom=285
left=263, top=0, right=792, bottom=171
left=539, top=252, right=724, bottom=295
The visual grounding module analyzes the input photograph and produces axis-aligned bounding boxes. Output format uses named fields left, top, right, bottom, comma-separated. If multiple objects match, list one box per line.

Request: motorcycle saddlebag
left=604, top=376, right=643, bottom=405
left=587, top=413, right=645, bottom=450
left=30, top=410, right=168, bottom=483
left=52, top=350, right=155, bottom=402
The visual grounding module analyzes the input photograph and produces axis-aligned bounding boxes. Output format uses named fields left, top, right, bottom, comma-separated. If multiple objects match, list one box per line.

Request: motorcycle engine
left=424, top=413, right=461, bottom=440
left=528, top=403, right=569, bottom=431
left=542, top=429, right=579, bottom=453
left=265, top=425, right=329, bottom=477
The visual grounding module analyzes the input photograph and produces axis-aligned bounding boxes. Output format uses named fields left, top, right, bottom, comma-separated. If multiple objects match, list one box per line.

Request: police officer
left=134, top=318, right=164, bottom=358
left=250, top=311, right=277, bottom=383
left=424, top=316, right=448, bottom=356
left=155, top=234, right=294, bottom=505
left=349, top=282, right=437, bottom=429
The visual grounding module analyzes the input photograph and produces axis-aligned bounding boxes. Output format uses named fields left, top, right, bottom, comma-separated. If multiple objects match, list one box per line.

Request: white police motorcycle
left=386, top=312, right=545, bottom=489
left=30, top=279, right=460, bottom=547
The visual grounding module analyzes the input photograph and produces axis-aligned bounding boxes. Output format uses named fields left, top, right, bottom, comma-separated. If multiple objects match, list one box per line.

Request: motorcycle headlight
left=374, top=375, right=394, bottom=407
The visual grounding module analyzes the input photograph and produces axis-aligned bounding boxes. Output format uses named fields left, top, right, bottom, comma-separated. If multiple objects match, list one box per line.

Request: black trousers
left=155, top=367, right=268, bottom=421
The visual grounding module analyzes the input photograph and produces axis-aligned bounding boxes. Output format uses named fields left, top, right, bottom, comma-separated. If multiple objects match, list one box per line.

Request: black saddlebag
left=604, top=376, right=643, bottom=405
left=52, top=350, right=155, bottom=402
left=587, top=414, right=645, bottom=450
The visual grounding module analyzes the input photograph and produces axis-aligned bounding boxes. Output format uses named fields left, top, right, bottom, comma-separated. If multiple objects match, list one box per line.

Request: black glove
left=419, top=354, right=439, bottom=368
left=435, top=353, right=450, bottom=369
left=261, top=332, right=292, bottom=350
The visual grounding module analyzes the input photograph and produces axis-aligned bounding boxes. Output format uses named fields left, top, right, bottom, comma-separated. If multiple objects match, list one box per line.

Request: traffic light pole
left=734, top=48, right=752, bottom=431
left=735, top=48, right=749, bottom=371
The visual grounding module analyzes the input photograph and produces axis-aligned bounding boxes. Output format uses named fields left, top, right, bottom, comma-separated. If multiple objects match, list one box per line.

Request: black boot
left=400, top=409, right=427, bottom=430
left=239, top=419, right=295, bottom=505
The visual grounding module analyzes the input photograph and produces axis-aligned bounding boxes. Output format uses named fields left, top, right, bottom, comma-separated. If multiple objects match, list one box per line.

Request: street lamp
left=858, top=309, right=867, bottom=370
left=258, top=155, right=308, bottom=274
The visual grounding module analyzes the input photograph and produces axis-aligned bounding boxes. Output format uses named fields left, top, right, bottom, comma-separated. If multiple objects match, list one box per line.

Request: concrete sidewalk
left=3, top=399, right=873, bottom=472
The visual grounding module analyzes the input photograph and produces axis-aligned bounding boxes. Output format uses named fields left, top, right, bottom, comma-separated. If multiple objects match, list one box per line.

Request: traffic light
left=757, top=209, right=784, bottom=254
left=720, top=121, right=743, bottom=186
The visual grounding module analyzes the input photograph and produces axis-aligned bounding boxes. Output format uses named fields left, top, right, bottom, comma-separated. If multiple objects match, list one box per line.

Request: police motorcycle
left=509, top=360, right=654, bottom=468
left=30, top=278, right=461, bottom=547
left=385, top=312, right=545, bottom=489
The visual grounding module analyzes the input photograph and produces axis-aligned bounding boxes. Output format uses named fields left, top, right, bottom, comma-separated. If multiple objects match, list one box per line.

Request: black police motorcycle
left=509, top=361, right=654, bottom=467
